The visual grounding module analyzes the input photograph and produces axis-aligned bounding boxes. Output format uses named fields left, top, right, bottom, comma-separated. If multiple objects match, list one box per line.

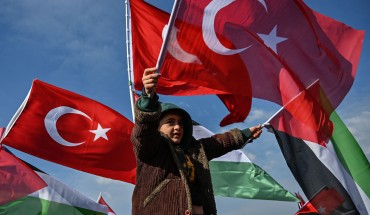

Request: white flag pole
left=1, top=80, right=33, bottom=142
left=263, top=79, right=320, bottom=126
left=155, top=0, right=183, bottom=72
left=125, top=0, right=136, bottom=121
left=96, top=192, right=103, bottom=202
left=241, top=79, right=321, bottom=147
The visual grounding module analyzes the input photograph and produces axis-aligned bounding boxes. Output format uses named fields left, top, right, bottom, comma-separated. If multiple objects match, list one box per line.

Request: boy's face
left=159, top=113, right=184, bottom=144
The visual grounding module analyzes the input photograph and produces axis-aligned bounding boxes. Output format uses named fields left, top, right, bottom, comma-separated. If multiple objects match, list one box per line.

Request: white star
left=89, top=124, right=111, bottom=141
left=257, top=25, right=287, bottom=53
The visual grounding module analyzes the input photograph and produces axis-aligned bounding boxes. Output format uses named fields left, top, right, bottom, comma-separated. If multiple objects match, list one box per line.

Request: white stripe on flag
left=30, top=172, right=108, bottom=213
left=212, top=150, right=251, bottom=163
left=306, top=140, right=370, bottom=214
left=192, top=124, right=214, bottom=140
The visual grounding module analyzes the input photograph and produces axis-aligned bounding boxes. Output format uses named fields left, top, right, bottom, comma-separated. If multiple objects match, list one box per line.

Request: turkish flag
left=174, top=0, right=363, bottom=108
left=0, top=146, right=47, bottom=205
left=0, top=80, right=136, bottom=184
left=130, top=0, right=252, bottom=126
left=132, top=0, right=363, bottom=126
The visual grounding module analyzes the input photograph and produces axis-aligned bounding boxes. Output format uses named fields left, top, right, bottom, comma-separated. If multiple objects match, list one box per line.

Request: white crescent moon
left=44, top=106, right=92, bottom=147
left=259, top=0, right=268, bottom=12
left=162, top=24, right=202, bottom=64
left=202, top=0, right=251, bottom=55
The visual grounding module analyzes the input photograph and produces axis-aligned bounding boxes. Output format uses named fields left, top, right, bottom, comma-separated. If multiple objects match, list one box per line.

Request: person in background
left=131, top=67, right=263, bottom=215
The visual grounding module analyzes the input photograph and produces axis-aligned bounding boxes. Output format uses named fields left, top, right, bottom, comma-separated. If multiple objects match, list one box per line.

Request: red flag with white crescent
left=0, top=80, right=136, bottom=184
left=130, top=0, right=252, bottom=126
left=131, top=0, right=364, bottom=126
left=165, top=0, right=363, bottom=109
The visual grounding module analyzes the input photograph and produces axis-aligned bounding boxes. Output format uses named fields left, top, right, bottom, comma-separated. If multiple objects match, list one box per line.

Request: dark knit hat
left=160, top=103, right=193, bottom=149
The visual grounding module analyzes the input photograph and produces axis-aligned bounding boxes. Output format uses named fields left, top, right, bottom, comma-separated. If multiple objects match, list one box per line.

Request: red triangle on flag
left=0, top=147, right=47, bottom=205
left=98, top=194, right=117, bottom=215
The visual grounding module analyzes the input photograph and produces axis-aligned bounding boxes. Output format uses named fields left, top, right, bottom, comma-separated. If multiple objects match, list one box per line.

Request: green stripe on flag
left=0, top=196, right=106, bottom=215
left=210, top=160, right=298, bottom=202
left=330, top=111, right=370, bottom=198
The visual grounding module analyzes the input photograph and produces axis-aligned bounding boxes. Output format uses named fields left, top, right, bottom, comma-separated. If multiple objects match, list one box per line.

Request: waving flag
left=97, top=194, right=117, bottom=215
left=0, top=80, right=136, bottom=184
left=271, top=80, right=334, bottom=146
left=166, top=0, right=364, bottom=108
left=210, top=150, right=298, bottom=201
left=130, top=0, right=364, bottom=125
left=0, top=162, right=108, bottom=215
left=266, top=79, right=369, bottom=213
left=269, top=109, right=370, bottom=214
left=130, top=0, right=252, bottom=126
left=193, top=122, right=298, bottom=202
left=0, top=147, right=46, bottom=205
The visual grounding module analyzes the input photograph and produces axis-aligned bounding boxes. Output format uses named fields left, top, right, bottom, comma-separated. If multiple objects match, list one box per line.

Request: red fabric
left=295, top=201, right=319, bottom=215
left=131, top=0, right=363, bottom=126
left=98, top=195, right=117, bottom=215
left=295, top=187, right=345, bottom=215
left=130, top=0, right=252, bottom=126
left=0, top=80, right=136, bottom=184
left=0, top=147, right=47, bottom=205
left=203, top=0, right=363, bottom=108
left=130, top=0, right=226, bottom=96
left=294, top=192, right=319, bottom=215
left=270, top=81, right=334, bottom=146
left=310, top=187, right=345, bottom=215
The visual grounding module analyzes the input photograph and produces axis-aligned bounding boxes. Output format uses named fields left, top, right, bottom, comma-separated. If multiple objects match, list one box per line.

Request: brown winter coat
left=131, top=103, right=248, bottom=215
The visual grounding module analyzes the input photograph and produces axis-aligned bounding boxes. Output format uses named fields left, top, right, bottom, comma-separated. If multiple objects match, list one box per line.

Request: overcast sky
left=0, top=0, right=369, bottom=214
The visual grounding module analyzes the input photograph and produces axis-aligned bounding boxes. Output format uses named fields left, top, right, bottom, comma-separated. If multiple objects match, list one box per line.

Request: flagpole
left=96, top=192, right=102, bottom=202
left=263, top=79, right=320, bottom=126
left=155, top=0, right=183, bottom=72
left=243, top=79, right=321, bottom=147
left=125, top=0, right=136, bottom=121
left=1, top=81, right=33, bottom=142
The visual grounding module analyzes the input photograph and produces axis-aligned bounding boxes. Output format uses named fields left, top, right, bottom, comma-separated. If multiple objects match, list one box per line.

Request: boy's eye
left=165, top=119, right=182, bottom=126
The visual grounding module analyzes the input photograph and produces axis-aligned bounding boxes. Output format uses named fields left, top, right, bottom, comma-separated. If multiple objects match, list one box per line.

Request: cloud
left=245, top=108, right=268, bottom=122
left=244, top=151, right=256, bottom=161
left=95, top=176, right=121, bottom=185
left=344, top=111, right=370, bottom=159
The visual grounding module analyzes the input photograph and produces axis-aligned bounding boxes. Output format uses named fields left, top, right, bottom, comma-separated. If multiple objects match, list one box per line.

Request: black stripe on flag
left=271, top=128, right=359, bottom=214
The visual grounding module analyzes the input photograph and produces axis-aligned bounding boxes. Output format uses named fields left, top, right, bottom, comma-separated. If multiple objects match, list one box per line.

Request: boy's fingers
left=144, top=67, right=157, bottom=75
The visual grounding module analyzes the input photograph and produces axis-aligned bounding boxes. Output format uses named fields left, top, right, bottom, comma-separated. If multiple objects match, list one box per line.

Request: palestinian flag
left=0, top=162, right=108, bottom=215
left=269, top=111, right=370, bottom=214
left=193, top=122, right=298, bottom=201
left=210, top=149, right=299, bottom=201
